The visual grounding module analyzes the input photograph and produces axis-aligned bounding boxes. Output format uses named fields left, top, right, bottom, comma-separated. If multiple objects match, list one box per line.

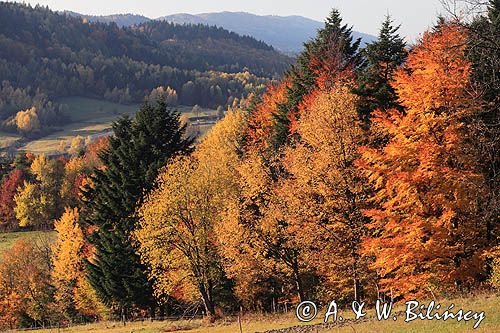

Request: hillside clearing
left=5, top=97, right=217, bottom=155
left=0, top=230, right=56, bottom=260
left=0, top=131, right=22, bottom=149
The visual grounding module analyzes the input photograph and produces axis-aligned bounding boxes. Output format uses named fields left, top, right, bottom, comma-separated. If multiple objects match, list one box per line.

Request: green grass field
left=19, top=97, right=139, bottom=155
left=0, top=230, right=56, bottom=260
left=1, top=97, right=218, bottom=155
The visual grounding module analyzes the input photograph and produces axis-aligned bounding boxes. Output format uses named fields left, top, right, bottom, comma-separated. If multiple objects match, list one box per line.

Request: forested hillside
left=0, top=0, right=498, bottom=331
left=66, top=11, right=378, bottom=54
left=0, top=2, right=290, bottom=137
left=64, top=11, right=151, bottom=27
left=161, top=12, right=377, bottom=54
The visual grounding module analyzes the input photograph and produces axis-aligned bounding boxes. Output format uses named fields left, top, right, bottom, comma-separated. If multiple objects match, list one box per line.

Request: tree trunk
left=159, top=305, right=165, bottom=318
left=199, top=285, right=216, bottom=321
left=351, top=248, right=362, bottom=302
left=149, top=304, right=156, bottom=319
left=292, top=261, right=305, bottom=302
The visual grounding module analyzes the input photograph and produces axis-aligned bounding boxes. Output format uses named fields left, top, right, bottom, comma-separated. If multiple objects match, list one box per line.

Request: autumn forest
left=0, top=0, right=499, bottom=330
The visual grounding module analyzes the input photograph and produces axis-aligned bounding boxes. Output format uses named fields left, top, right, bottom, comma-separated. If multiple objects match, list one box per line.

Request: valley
left=1, top=97, right=218, bottom=155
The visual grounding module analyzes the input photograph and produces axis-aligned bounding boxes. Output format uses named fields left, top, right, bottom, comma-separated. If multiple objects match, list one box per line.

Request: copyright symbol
left=296, top=301, right=318, bottom=322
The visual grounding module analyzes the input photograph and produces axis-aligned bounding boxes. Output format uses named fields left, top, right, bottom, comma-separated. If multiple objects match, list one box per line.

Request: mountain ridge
left=64, top=11, right=377, bottom=54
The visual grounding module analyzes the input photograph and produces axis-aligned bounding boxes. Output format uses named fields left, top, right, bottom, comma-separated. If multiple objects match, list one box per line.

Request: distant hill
left=64, top=11, right=377, bottom=54
left=161, top=12, right=377, bottom=54
left=63, top=11, right=151, bottom=27
left=0, top=2, right=291, bottom=136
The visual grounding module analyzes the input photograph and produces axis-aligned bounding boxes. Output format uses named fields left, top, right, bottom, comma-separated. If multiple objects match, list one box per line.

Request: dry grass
left=0, top=131, right=22, bottom=148
left=317, top=293, right=499, bottom=333
left=18, top=97, right=139, bottom=155
left=24, top=293, right=499, bottom=333
left=0, top=230, right=56, bottom=260
left=7, top=97, right=218, bottom=155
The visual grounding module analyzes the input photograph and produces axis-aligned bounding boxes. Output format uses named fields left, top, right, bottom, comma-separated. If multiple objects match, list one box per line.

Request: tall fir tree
left=81, top=98, right=193, bottom=316
left=272, top=9, right=364, bottom=148
left=354, top=15, right=407, bottom=124
left=467, top=0, right=500, bottom=251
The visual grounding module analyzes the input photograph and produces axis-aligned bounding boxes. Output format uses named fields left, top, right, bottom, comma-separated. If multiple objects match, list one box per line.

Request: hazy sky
left=10, top=0, right=447, bottom=40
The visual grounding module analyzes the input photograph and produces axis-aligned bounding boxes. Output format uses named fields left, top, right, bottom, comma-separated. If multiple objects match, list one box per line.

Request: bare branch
left=439, top=0, right=489, bottom=22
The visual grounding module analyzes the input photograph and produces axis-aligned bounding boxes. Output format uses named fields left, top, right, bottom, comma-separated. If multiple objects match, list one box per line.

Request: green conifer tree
left=81, top=97, right=193, bottom=316
left=467, top=0, right=500, bottom=245
left=272, top=9, right=364, bottom=148
left=354, top=15, right=407, bottom=124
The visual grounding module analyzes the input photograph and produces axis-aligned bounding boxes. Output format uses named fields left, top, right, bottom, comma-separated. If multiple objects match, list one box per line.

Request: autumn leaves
left=1, top=5, right=497, bottom=328
left=133, top=16, right=497, bottom=318
left=359, top=23, right=489, bottom=298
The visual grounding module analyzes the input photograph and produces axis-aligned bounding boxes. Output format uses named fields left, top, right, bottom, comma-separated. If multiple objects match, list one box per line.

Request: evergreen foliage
left=467, top=0, right=500, bottom=246
left=354, top=15, right=407, bottom=123
left=272, top=10, right=364, bottom=148
left=81, top=98, right=193, bottom=314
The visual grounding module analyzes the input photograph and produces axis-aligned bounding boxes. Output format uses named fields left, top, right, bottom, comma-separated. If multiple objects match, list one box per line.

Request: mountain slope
left=160, top=12, right=377, bottom=54
left=63, top=11, right=151, bottom=27
left=0, top=2, right=291, bottom=133
left=64, top=11, right=377, bottom=54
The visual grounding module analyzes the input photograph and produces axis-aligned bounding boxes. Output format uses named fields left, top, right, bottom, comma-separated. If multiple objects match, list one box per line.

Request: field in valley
left=0, top=97, right=218, bottom=155
left=0, top=230, right=56, bottom=260
left=0, top=131, right=22, bottom=149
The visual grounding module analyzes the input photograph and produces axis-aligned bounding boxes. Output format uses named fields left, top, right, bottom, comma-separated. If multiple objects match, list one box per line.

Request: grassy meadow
left=20, top=97, right=139, bottom=155
left=0, top=131, right=22, bottom=149
left=0, top=97, right=218, bottom=155
left=0, top=230, right=56, bottom=260
left=17, top=294, right=498, bottom=333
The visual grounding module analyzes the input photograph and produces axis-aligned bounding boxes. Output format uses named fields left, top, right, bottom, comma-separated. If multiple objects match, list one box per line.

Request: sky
left=9, top=0, right=447, bottom=40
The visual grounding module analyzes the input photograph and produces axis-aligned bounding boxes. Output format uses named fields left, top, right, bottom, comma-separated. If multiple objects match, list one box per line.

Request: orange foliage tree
left=277, top=83, right=374, bottom=303
left=217, top=149, right=310, bottom=307
left=0, top=169, right=24, bottom=230
left=135, top=109, right=246, bottom=319
left=60, top=137, right=108, bottom=207
left=51, top=208, right=105, bottom=320
left=246, top=81, right=289, bottom=152
left=358, top=22, right=489, bottom=298
left=0, top=239, right=55, bottom=329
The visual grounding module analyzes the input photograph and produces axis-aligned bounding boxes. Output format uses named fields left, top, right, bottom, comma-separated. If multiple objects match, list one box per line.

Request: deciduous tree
left=0, top=169, right=24, bottom=230
left=15, top=106, right=40, bottom=134
left=51, top=208, right=102, bottom=320
left=135, top=109, right=246, bottom=320
left=358, top=23, right=489, bottom=298
left=278, top=84, right=373, bottom=303
left=0, top=239, right=55, bottom=329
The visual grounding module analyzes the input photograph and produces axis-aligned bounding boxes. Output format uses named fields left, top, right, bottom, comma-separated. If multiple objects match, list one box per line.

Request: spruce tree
left=467, top=0, right=500, bottom=245
left=81, top=98, right=193, bottom=316
left=272, top=9, right=364, bottom=148
left=468, top=0, right=499, bottom=104
left=354, top=15, right=407, bottom=123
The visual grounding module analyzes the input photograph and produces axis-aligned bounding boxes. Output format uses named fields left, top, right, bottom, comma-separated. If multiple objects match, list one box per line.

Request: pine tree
left=354, top=15, right=407, bottom=123
left=272, top=9, right=364, bottom=148
left=81, top=97, right=192, bottom=316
